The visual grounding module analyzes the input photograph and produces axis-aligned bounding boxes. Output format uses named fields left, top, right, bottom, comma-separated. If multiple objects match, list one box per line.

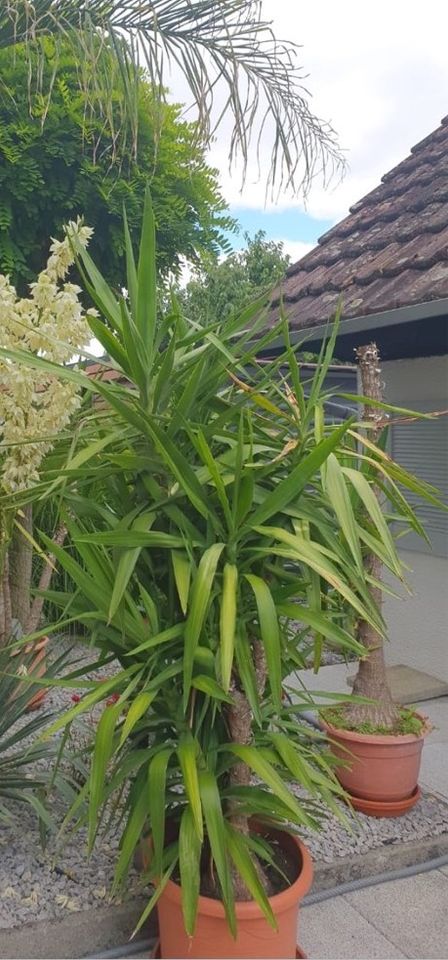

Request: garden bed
left=3, top=640, right=448, bottom=933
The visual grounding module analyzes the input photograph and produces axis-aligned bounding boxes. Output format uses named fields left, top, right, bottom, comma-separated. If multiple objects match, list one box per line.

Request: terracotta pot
left=10, top=637, right=49, bottom=712
left=156, top=828, right=313, bottom=960
left=322, top=713, right=429, bottom=803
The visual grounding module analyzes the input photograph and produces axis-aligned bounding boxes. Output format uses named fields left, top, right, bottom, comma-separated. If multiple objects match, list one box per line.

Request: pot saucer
left=150, top=940, right=307, bottom=958
left=347, top=784, right=421, bottom=817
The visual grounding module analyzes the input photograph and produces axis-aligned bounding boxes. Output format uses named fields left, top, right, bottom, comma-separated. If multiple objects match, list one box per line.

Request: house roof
left=271, top=116, right=448, bottom=331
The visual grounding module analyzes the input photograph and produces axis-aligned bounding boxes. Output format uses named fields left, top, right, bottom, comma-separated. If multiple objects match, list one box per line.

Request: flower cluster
left=0, top=220, right=94, bottom=491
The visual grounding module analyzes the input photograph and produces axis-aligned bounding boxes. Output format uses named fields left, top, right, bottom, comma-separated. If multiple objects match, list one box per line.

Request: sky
left=170, top=0, right=448, bottom=264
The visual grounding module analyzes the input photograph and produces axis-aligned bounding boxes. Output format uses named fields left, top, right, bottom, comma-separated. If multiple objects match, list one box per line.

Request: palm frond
left=1, top=0, right=345, bottom=197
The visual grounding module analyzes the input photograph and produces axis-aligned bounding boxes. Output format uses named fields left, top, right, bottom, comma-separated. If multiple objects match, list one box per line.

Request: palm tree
left=1, top=0, right=344, bottom=198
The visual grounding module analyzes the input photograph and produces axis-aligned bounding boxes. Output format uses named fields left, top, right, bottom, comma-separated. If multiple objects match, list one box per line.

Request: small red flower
left=106, top=692, right=120, bottom=706
left=71, top=693, right=81, bottom=703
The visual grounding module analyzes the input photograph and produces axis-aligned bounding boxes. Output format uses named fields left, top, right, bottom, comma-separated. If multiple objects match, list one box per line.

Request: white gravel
left=2, top=640, right=448, bottom=930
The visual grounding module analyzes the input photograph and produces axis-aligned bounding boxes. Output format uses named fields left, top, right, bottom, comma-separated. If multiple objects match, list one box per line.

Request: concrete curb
left=2, top=833, right=448, bottom=959
left=311, top=831, right=448, bottom=892
left=0, top=900, right=156, bottom=960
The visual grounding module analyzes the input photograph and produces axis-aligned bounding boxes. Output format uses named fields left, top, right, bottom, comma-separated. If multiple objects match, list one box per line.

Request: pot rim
left=160, top=832, right=313, bottom=919
left=321, top=710, right=431, bottom=745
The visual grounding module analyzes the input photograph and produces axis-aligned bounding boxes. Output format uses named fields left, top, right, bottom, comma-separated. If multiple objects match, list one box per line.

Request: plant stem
left=343, top=343, right=400, bottom=729
left=226, top=639, right=273, bottom=899
left=26, top=522, right=67, bottom=633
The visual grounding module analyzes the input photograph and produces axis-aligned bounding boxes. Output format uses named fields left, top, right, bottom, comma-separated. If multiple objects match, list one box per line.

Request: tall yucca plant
left=1, top=1, right=344, bottom=199
left=1, top=194, right=435, bottom=935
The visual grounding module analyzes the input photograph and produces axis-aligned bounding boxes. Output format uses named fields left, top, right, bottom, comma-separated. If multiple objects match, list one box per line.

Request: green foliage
left=181, top=231, right=290, bottom=327
left=0, top=642, right=76, bottom=824
left=0, top=39, right=235, bottom=290
left=2, top=195, right=440, bottom=936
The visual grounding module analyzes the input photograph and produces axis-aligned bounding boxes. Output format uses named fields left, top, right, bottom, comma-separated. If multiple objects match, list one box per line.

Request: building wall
left=381, top=355, right=448, bottom=681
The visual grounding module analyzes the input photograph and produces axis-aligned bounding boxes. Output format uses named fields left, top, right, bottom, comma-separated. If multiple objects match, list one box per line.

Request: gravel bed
left=2, top=639, right=448, bottom=930
left=1, top=638, right=139, bottom=930
left=296, top=790, right=448, bottom=863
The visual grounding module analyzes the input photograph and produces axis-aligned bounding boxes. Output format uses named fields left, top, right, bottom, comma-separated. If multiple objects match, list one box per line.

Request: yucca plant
left=0, top=640, right=78, bottom=826
left=2, top=194, right=436, bottom=946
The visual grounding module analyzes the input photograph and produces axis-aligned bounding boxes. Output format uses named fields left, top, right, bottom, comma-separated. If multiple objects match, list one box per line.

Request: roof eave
left=272, top=297, right=448, bottom=351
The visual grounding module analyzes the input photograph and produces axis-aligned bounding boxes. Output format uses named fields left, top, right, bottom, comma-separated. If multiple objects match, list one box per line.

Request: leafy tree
left=182, top=231, right=290, bottom=326
left=0, top=40, right=234, bottom=288
left=0, top=1, right=344, bottom=200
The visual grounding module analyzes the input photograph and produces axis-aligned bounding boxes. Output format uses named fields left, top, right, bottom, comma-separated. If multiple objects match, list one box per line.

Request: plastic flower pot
left=10, top=636, right=49, bottom=712
left=151, top=827, right=312, bottom=960
left=322, top=712, right=430, bottom=812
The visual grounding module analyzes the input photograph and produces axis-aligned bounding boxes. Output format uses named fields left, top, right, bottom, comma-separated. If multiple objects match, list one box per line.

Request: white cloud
left=274, top=239, right=315, bottom=262
left=172, top=0, right=448, bottom=223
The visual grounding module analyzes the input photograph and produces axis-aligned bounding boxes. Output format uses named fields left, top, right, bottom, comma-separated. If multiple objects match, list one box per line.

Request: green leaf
left=119, top=691, right=155, bottom=747
left=323, top=454, right=364, bottom=572
left=178, top=733, right=203, bottom=841
left=235, top=628, right=262, bottom=726
left=88, top=701, right=121, bottom=851
left=172, top=551, right=191, bottom=616
left=108, top=514, right=156, bottom=621
left=225, top=826, right=276, bottom=929
left=249, top=419, right=353, bottom=526
left=183, top=543, right=224, bottom=708
left=40, top=668, right=138, bottom=739
left=279, top=603, right=365, bottom=656
left=179, top=807, right=201, bottom=936
left=220, top=563, right=237, bottom=693
left=257, top=525, right=383, bottom=633
left=198, top=770, right=235, bottom=936
left=343, top=466, right=402, bottom=576
left=137, top=188, right=157, bottom=360
left=123, top=204, right=138, bottom=320
left=113, top=783, right=150, bottom=891
left=148, top=749, right=173, bottom=878
left=245, top=574, right=282, bottom=709
left=228, top=745, right=313, bottom=823
left=191, top=675, right=233, bottom=703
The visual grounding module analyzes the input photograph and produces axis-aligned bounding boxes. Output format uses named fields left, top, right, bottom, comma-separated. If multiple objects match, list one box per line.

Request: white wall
left=381, top=356, right=448, bottom=681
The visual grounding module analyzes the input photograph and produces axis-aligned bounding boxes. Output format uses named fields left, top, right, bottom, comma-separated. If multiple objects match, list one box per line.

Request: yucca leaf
left=198, top=770, right=235, bottom=936
left=119, top=691, right=155, bottom=747
left=323, top=454, right=364, bottom=573
left=245, top=574, right=282, bottom=708
left=179, top=807, right=201, bottom=936
left=249, top=419, right=353, bottom=527
left=279, top=603, right=365, bottom=655
left=137, top=188, right=157, bottom=360
left=88, top=701, right=121, bottom=851
left=225, top=825, right=276, bottom=928
left=220, top=563, right=237, bottom=692
left=227, top=745, right=309, bottom=824
left=343, top=466, right=402, bottom=576
left=148, top=748, right=173, bottom=878
left=183, top=543, right=224, bottom=708
left=171, top=551, right=191, bottom=615
left=178, top=733, right=203, bottom=841
left=123, top=204, right=138, bottom=320
left=108, top=513, right=156, bottom=621
left=191, top=675, right=233, bottom=703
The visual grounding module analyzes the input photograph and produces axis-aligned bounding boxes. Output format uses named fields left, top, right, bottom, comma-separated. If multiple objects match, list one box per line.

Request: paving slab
left=348, top=665, right=448, bottom=704
left=420, top=743, right=448, bottom=799
left=417, top=697, right=448, bottom=743
left=299, top=894, right=407, bottom=959
left=344, top=870, right=448, bottom=960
